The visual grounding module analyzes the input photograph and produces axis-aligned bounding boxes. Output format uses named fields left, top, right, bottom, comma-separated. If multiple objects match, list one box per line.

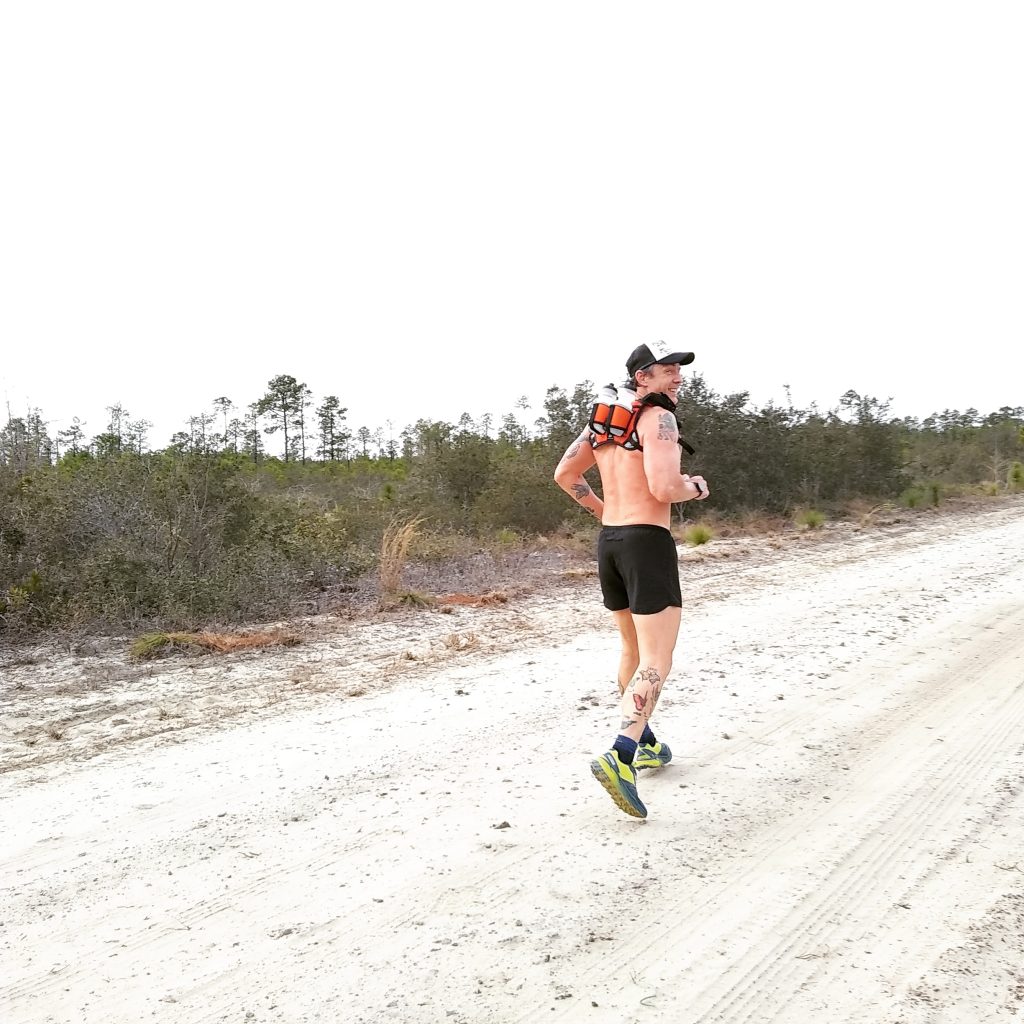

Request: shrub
left=794, top=508, right=825, bottom=529
left=682, top=524, right=714, bottom=546
left=1, top=570, right=58, bottom=629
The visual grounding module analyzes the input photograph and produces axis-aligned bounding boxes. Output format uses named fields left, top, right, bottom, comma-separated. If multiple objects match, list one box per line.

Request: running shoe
left=590, top=750, right=647, bottom=819
left=633, top=740, right=673, bottom=771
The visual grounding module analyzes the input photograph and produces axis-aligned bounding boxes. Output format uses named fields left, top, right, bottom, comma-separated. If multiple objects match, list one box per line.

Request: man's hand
left=684, top=474, right=710, bottom=500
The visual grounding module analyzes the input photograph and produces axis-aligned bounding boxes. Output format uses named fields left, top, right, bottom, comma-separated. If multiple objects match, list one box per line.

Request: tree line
left=1, top=372, right=1021, bottom=636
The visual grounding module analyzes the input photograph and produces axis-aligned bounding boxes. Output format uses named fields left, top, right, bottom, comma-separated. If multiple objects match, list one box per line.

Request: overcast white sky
left=2, top=1, right=1022, bottom=451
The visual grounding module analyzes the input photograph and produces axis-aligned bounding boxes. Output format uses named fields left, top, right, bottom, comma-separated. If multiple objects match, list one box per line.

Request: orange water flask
left=589, top=384, right=618, bottom=434
left=590, top=384, right=636, bottom=437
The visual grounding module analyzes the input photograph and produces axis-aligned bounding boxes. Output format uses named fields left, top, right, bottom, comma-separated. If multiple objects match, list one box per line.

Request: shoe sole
left=590, top=758, right=647, bottom=818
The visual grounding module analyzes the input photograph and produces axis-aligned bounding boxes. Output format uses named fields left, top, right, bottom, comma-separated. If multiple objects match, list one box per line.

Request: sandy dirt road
left=2, top=499, right=1024, bottom=1023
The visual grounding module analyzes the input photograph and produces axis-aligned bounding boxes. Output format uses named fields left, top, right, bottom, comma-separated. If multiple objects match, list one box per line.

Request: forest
left=1, top=372, right=1022, bottom=636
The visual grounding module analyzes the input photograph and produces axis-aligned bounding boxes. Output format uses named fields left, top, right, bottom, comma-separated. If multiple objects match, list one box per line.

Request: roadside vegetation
left=1, top=374, right=1021, bottom=638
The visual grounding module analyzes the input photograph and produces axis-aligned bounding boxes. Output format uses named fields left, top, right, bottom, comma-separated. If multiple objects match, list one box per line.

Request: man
left=553, top=342, right=710, bottom=819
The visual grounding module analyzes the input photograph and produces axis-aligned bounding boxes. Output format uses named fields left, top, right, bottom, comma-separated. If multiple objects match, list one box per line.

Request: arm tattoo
left=565, top=441, right=583, bottom=459
left=657, top=412, right=678, bottom=441
left=572, top=482, right=591, bottom=500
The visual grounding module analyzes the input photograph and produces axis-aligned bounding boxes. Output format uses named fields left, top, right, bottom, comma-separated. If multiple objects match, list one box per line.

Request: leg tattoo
left=620, top=667, right=663, bottom=730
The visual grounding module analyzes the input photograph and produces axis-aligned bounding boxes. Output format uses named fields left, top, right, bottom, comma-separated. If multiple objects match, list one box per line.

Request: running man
left=554, top=342, right=710, bottom=819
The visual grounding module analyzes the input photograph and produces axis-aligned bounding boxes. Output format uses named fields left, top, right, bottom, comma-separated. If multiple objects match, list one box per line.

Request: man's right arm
left=553, top=429, right=604, bottom=520
left=640, top=410, right=709, bottom=503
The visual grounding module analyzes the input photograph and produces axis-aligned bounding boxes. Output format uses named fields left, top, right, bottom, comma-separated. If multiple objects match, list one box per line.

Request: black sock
left=612, top=734, right=638, bottom=765
left=640, top=724, right=656, bottom=747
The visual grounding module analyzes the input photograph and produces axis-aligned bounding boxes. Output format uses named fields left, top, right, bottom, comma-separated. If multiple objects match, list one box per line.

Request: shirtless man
left=553, top=342, right=710, bottom=819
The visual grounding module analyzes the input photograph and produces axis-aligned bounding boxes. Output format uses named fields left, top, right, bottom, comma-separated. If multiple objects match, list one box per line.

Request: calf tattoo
left=620, top=667, right=663, bottom=728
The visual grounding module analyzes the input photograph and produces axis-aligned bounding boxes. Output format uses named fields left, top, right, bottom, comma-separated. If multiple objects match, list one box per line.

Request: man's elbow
left=649, top=476, right=681, bottom=503
left=553, top=466, right=572, bottom=490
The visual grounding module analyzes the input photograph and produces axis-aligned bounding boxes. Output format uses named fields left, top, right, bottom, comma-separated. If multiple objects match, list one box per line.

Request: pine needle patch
left=437, top=591, right=509, bottom=607
left=130, top=629, right=301, bottom=661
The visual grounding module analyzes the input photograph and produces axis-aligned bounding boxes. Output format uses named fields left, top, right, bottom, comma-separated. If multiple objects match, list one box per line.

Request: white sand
left=2, top=498, right=1024, bottom=1023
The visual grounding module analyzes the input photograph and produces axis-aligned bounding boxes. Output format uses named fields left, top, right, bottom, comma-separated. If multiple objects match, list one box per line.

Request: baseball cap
left=626, top=341, right=696, bottom=379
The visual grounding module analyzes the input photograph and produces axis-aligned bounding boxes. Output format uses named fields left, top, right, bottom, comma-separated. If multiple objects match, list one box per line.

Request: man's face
left=642, top=361, right=684, bottom=401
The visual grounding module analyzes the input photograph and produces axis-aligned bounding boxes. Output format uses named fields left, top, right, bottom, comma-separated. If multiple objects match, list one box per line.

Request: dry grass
left=847, top=499, right=895, bottom=527
left=379, top=517, right=425, bottom=600
left=558, top=567, right=598, bottom=580
left=443, top=632, right=479, bottom=651
left=130, top=630, right=301, bottom=661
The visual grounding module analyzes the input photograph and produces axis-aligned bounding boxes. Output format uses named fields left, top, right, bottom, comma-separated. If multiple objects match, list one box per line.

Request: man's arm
left=553, top=429, right=604, bottom=520
left=639, top=410, right=709, bottom=503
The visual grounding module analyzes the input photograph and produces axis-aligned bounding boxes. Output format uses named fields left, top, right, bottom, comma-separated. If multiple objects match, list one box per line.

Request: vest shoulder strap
left=587, top=390, right=696, bottom=455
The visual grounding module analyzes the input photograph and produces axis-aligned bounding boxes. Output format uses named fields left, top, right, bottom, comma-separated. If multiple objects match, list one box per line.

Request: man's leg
left=618, top=606, right=681, bottom=743
left=590, top=605, right=681, bottom=819
left=610, top=608, right=639, bottom=694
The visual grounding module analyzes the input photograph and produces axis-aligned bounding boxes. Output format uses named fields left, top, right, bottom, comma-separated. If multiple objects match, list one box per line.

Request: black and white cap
left=625, top=341, right=695, bottom=379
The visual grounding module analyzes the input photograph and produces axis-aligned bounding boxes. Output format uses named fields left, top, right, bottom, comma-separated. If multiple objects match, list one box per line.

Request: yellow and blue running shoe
left=590, top=750, right=647, bottom=818
left=633, top=740, right=673, bottom=771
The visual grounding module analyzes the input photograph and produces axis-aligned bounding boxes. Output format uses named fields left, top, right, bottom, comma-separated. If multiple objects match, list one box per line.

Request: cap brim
left=652, top=352, right=695, bottom=366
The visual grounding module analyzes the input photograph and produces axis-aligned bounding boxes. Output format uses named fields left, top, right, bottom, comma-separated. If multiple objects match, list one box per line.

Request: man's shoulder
left=637, top=404, right=678, bottom=441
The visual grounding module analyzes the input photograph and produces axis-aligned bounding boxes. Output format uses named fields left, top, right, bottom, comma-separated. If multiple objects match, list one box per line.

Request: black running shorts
left=597, top=524, right=682, bottom=614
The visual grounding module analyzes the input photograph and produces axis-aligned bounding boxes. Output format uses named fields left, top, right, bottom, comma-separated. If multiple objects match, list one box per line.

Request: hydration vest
left=588, top=384, right=695, bottom=455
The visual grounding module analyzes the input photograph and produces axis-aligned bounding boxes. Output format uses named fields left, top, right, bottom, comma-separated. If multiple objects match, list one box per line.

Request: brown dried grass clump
left=130, top=630, right=301, bottom=661
left=379, top=517, right=426, bottom=606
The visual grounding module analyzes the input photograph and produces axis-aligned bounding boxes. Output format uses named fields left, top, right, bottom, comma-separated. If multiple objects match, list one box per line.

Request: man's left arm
left=553, top=429, right=603, bottom=520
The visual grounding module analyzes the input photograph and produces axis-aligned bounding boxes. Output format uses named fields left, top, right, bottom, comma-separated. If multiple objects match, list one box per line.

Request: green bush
left=1, top=571, right=57, bottom=628
left=682, top=524, right=714, bottom=546
left=794, top=508, right=825, bottom=529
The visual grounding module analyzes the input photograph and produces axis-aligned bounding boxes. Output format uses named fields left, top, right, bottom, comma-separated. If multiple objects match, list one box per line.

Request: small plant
left=682, top=524, right=714, bottom=546
left=899, top=487, right=925, bottom=509
left=794, top=508, right=825, bottom=530
left=130, top=632, right=192, bottom=660
left=1008, top=462, right=1024, bottom=492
